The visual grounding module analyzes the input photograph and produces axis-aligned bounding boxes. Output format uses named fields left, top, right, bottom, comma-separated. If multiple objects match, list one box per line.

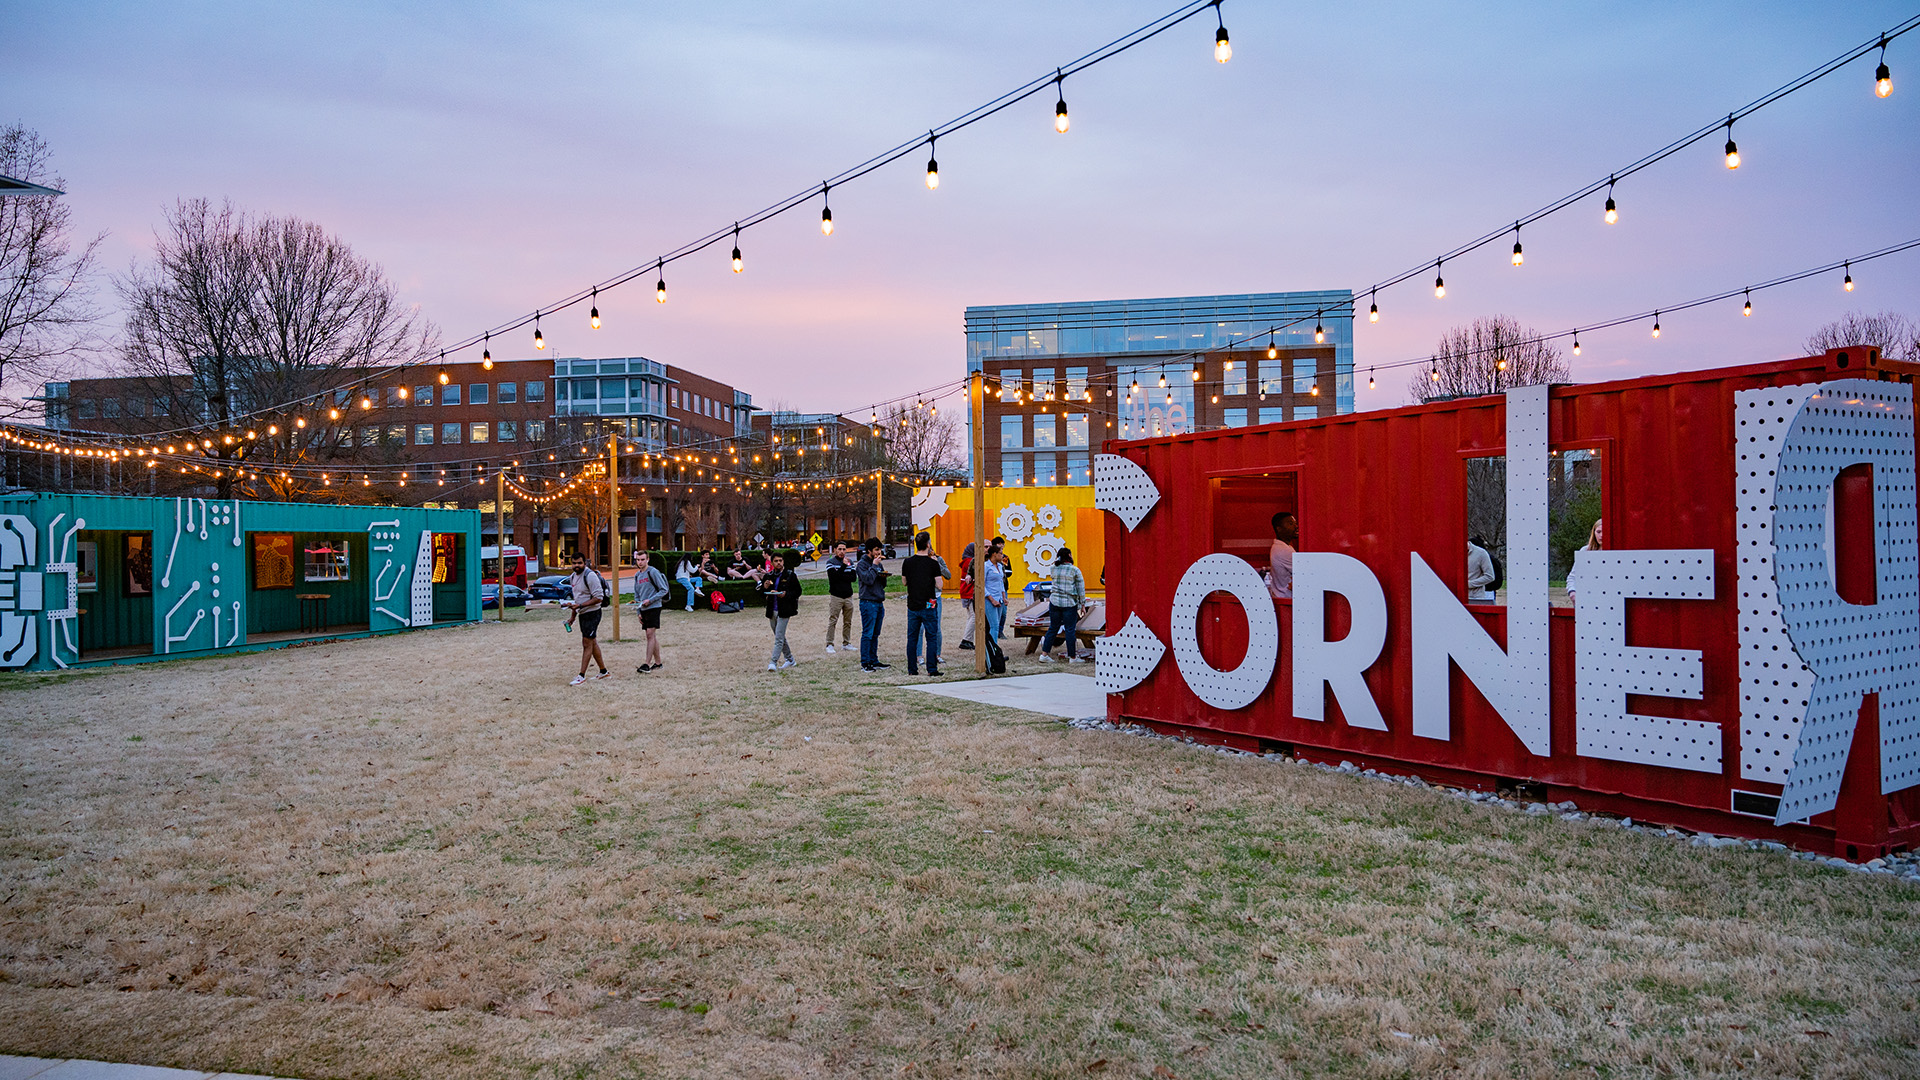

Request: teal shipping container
left=0, top=492, right=480, bottom=671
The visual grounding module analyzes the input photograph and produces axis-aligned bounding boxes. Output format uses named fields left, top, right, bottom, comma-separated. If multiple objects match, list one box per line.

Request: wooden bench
left=1011, top=600, right=1106, bottom=654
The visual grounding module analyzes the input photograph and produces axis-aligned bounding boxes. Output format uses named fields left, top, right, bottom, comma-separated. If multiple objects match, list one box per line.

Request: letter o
left=1171, top=553, right=1280, bottom=710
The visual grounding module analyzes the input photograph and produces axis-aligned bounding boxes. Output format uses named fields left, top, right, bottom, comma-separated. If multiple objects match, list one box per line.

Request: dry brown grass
left=1, top=599, right=1917, bottom=1079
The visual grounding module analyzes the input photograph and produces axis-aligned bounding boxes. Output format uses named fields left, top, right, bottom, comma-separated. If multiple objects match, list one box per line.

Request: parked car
left=481, top=583, right=530, bottom=610
left=527, top=574, right=571, bottom=600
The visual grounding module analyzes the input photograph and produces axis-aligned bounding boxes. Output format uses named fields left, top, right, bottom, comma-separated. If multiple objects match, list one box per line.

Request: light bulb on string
left=437, top=351, right=449, bottom=385
left=655, top=259, right=667, bottom=303
left=1266, top=334, right=1277, bottom=360
left=1652, top=312, right=1662, bottom=338
left=1190, top=367, right=1201, bottom=381
left=1367, top=368, right=1376, bottom=390
left=1604, top=177, right=1618, bottom=224
left=483, top=333, right=494, bottom=369
left=1434, top=260, right=1446, bottom=298
left=1309, top=382, right=1320, bottom=397
left=1368, top=289, right=1378, bottom=323
left=1723, top=117, right=1739, bottom=169
left=1053, top=70, right=1069, bottom=133
left=1314, top=313, right=1324, bottom=344
left=1213, top=1, right=1231, bottom=62
left=1876, top=36, right=1892, bottom=97
left=1743, top=289, right=1753, bottom=317
left=731, top=224, right=743, bottom=273
left=589, top=287, right=601, bottom=329
left=925, top=131, right=939, bottom=189
left=532, top=317, right=544, bottom=351
left=1844, top=261, right=1854, bottom=291
left=1572, top=331, right=1581, bottom=356
left=1511, top=223, right=1524, bottom=266
left=820, top=183, right=834, bottom=236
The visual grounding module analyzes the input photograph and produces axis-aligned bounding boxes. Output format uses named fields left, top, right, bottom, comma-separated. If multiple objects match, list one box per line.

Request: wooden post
left=971, top=371, right=989, bottom=675
left=875, top=470, right=884, bottom=545
left=495, top=469, right=506, bottom=622
left=607, top=433, right=621, bottom=643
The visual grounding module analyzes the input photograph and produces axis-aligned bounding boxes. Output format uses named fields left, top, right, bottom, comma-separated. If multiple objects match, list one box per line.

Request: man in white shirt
left=1267, top=512, right=1298, bottom=600
left=1466, top=534, right=1497, bottom=603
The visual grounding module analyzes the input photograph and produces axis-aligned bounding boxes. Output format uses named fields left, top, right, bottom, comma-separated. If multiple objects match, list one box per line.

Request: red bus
left=481, top=544, right=529, bottom=589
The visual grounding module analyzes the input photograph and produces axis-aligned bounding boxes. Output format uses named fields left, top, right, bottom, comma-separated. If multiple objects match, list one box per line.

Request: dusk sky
left=8, top=1, right=1917, bottom=415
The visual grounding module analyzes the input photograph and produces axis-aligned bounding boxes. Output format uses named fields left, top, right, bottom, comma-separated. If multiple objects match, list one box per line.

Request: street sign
left=809, top=532, right=824, bottom=547
left=753, top=532, right=765, bottom=546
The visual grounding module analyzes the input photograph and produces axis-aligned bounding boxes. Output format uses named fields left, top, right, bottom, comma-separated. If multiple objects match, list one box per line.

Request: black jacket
left=825, top=555, right=858, bottom=599
left=760, top=568, right=801, bottom=619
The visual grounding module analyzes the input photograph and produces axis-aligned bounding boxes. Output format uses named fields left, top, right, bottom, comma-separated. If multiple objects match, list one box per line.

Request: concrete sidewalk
left=905, top=671, right=1106, bottom=720
left=0, top=1057, right=290, bottom=1080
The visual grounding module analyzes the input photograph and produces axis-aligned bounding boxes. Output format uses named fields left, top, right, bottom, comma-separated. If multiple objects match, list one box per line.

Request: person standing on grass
left=856, top=537, right=891, bottom=672
left=983, top=544, right=1009, bottom=644
left=956, top=542, right=977, bottom=651
left=823, top=541, right=857, bottom=653
left=901, top=531, right=945, bottom=677
left=565, top=553, right=611, bottom=685
left=760, top=551, right=801, bottom=670
left=631, top=550, right=670, bottom=673
left=1038, top=546, right=1089, bottom=663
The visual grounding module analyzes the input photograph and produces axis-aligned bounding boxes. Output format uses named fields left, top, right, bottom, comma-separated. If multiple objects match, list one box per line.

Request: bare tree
left=881, top=401, right=961, bottom=481
left=1410, top=314, right=1571, bottom=403
left=1804, top=310, right=1917, bottom=362
left=116, top=199, right=436, bottom=498
left=0, top=125, right=103, bottom=418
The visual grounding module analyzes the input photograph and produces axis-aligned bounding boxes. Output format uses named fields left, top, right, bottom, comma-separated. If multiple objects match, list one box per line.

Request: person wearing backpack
left=631, top=550, right=671, bottom=673
left=1466, top=534, right=1499, bottom=603
left=564, top=553, right=612, bottom=685
left=760, top=551, right=802, bottom=671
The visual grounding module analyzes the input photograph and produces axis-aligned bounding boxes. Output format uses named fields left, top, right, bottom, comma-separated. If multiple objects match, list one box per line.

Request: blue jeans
left=986, top=598, right=1007, bottom=643
left=1041, top=605, right=1080, bottom=656
left=678, top=574, right=701, bottom=610
left=907, top=605, right=941, bottom=672
left=859, top=598, right=885, bottom=667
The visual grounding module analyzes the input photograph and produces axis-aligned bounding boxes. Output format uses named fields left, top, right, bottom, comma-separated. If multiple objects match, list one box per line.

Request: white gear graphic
left=1035, top=503, right=1063, bottom=530
left=1024, top=532, right=1066, bottom=576
left=997, top=503, right=1035, bottom=542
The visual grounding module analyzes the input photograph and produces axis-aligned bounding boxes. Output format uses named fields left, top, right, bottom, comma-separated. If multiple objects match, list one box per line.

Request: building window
left=385, top=386, right=404, bottom=407
left=1066, top=452, right=1090, bottom=485
left=1294, top=368, right=1316, bottom=397
left=999, top=414, right=1023, bottom=449
left=442, top=422, right=461, bottom=444
left=525, top=381, right=545, bottom=402
left=574, top=379, right=596, bottom=400
left=601, top=377, right=626, bottom=400
left=414, top=385, right=433, bottom=406
left=1065, top=414, right=1089, bottom=447
left=414, top=423, right=434, bottom=445
left=1223, top=407, right=1247, bottom=428
left=1032, top=367, right=1057, bottom=402
left=469, top=383, right=489, bottom=405
left=1032, top=415, right=1058, bottom=448
left=526, top=419, right=545, bottom=443
left=1258, top=360, right=1285, bottom=397
left=75, top=399, right=95, bottom=419
left=442, top=384, right=461, bottom=406
left=1066, top=366, right=1088, bottom=401
left=498, top=382, right=517, bottom=403
left=337, top=428, right=352, bottom=448
left=497, top=420, right=517, bottom=442
left=103, top=398, right=121, bottom=418
left=385, top=423, right=406, bottom=445
left=1034, top=453, right=1058, bottom=487
left=1223, top=363, right=1246, bottom=396
left=1001, top=456, right=1025, bottom=487
left=303, top=538, right=352, bottom=582
left=361, top=425, right=379, bottom=446
left=1258, top=407, right=1286, bottom=425
left=470, top=421, right=490, bottom=443
left=997, top=368, right=1022, bottom=402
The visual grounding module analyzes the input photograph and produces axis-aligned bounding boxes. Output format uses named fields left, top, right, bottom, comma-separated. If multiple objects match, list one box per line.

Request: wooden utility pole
left=607, top=433, right=621, bottom=643
left=875, top=470, right=884, bottom=545
left=495, top=469, right=506, bottom=622
left=970, top=371, right=989, bottom=675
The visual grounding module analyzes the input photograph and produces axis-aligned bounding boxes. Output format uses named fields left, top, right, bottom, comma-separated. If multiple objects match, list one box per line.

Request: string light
left=437, top=351, right=449, bottom=386
left=1314, top=313, right=1325, bottom=344
left=1434, top=260, right=1446, bottom=299
left=1876, top=36, right=1893, bottom=97
left=1652, top=312, right=1662, bottom=338
left=1604, top=176, right=1618, bottom=224
left=1213, top=1, right=1230, bottom=62
left=1367, top=368, right=1376, bottom=390
left=1510, top=223, right=1524, bottom=267
left=1054, top=70, right=1070, bottom=133
left=1723, top=117, right=1740, bottom=169
left=1266, top=334, right=1277, bottom=360
left=589, top=288, right=601, bottom=329
left=533, top=316, right=545, bottom=351
left=655, top=259, right=667, bottom=303
left=1368, top=289, right=1378, bottom=323
left=1743, top=289, right=1753, bottom=316
left=1844, top=261, right=1854, bottom=290
left=925, top=132, right=939, bottom=190
left=731, top=224, right=744, bottom=273
left=1190, top=367, right=1201, bottom=381
left=1572, top=330, right=1581, bottom=356
left=483, top=333, right=494, bottom=369
left=820, top=183, right=834, bottom=236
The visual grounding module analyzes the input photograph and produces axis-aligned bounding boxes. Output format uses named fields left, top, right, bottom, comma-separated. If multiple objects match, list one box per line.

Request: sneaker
left=779, top=658, right=796, bottom=669
left=861, top=665, right=878, bottom=672
left=570, top=674, right=588, bottom=686
left=596, top=669, right=612, bottom=680
left=927, top=668, right=942, bottom=677
left=873, top=661, right=891, bottom=668
left=636, top=664, right=654, bottom=673
left=958, top=641, right=975, bottom=650
left=826, top=644, right=836, bottom=653
left=1036, top=653, right=1054, bottom=662
left=768, top=663, right=778, bottom=671
left=1071, top=655, right=1091, bottom=664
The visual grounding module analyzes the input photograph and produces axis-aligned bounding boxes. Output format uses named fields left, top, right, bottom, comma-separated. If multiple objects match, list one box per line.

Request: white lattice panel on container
left=1733, top=384, right=1818, bottom=782
left=1505, top=385, right=1552, bottom=753
left=1573, top=549, right=1722, bottom=772
left=1094, top=453, right=1160, bottom=531
left=1096, top=612, right=1166, bottom=694
left=1170, top=554, right=1279, bottom=711
left=1773, top=380, right=1920, bottom=824
left=409, top=530, right=435, bottom=627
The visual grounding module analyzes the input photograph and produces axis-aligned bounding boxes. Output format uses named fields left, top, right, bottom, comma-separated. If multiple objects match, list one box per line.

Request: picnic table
left=1010, top=599, right=1105, bottom=654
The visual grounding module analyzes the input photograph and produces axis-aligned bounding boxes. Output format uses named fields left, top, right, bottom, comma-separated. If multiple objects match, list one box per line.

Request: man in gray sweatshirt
left=631, top=550, right=671, bottom=673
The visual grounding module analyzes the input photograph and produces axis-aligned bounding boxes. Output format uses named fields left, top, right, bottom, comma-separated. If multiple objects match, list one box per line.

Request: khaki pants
left=825, top=594, right=855, bottom=645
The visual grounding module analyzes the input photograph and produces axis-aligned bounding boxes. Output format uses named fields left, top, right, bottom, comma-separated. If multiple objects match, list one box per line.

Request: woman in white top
left=1563, top=519, right=1604, bottom=605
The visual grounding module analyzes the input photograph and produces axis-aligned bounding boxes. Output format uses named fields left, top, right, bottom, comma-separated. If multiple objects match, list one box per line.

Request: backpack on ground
left=709, top=589, right=745, bottom=613
left=983, top=634, right=1007, bottom=675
